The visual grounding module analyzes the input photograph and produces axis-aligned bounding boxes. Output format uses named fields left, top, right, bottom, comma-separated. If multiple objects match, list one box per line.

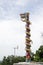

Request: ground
left=13, top=62, right=43, bottom=65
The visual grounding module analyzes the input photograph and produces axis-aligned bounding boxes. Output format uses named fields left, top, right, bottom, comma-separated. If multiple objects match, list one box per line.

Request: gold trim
left=26, top=43, right=31, bottom=46
left=25, top=48, right=31, bottom=52
left=26, top=38, right=31, bottom=41
left=26, top=27, right=30, bottom=30
left=26, top=21, right=31, bottom=24
left=26, top=32, right=31, bottom=36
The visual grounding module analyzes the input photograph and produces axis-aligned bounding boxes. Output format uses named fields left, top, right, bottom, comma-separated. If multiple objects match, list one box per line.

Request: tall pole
left=14, top=46, right=18, bottom=57
left=14, top=48, right=16, bottom=57
left=20, top=12, right=31, bottom=62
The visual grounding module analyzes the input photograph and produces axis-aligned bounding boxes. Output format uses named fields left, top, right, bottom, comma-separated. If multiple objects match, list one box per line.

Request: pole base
left=26, top=58, right=31, bottom=62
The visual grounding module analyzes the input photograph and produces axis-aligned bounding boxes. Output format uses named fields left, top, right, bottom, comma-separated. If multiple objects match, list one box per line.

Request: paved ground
left=13, top=62, right=43, bottom=65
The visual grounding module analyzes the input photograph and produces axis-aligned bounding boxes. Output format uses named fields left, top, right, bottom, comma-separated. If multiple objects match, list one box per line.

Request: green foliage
left=34, top=45, right=43, bottom=62
left=2, top=56, right=7, bottom=65
left=1, top=56, right=25, bottom=65
left=0, top=45, right=43, bottom=65
left=0, top=61, right=2, bottom=65
left=31, top=52, right=34, bottom=61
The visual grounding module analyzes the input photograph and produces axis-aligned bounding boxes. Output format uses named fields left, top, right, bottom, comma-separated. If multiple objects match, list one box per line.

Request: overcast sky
left=0, top=0, right=43, bottom=60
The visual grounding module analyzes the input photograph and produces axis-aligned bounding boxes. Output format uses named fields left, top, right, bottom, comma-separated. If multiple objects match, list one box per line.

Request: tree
left=2, top=56, right=7, bottom=65
left=1, top=55, right=25, bottom=65
left=6, top=56, right=11, bottom=65
left=34, top=45, right=43, bottom=62
left=39, top=46, right=43, bottom=58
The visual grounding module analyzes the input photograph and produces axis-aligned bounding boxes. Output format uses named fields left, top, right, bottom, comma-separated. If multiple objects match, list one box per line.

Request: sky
left=0, top=0, right=43, bottom=60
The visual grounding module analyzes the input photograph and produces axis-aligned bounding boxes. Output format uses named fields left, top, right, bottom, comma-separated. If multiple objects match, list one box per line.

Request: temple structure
left=20, top=12, right=31, bottom=62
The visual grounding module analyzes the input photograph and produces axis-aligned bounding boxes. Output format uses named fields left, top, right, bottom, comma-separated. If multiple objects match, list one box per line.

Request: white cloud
left=30, top=7, right=43, bottom=53
left=15, top=0, right=39, bottom=7
left=0, top=20, right=26, bottom=60
left=0, top=0, right=42, bottom=20
left=0, top=0, right=43, bottom=60
left=15, top=0, right=29, bottom=6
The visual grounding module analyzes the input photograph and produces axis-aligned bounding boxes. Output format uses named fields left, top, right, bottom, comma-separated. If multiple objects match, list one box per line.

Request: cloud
left=15, top=0, right=39, bottom=7
left=0, top=20, right=26, bottom=60
left=0, top=0, right=43, bottom=20
left=30, top=7, right=43, bottom=53
left=15, top=0, right=29, bottom=6
left=0, top=0, right=17, bottom=20
left=0, top=0, right=43, bottom=60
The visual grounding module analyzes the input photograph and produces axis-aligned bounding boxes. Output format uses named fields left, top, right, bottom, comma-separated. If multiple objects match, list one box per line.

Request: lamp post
left=14, top=46, right=18, bottom=57
left=20, top=12, right=31, bottom=62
